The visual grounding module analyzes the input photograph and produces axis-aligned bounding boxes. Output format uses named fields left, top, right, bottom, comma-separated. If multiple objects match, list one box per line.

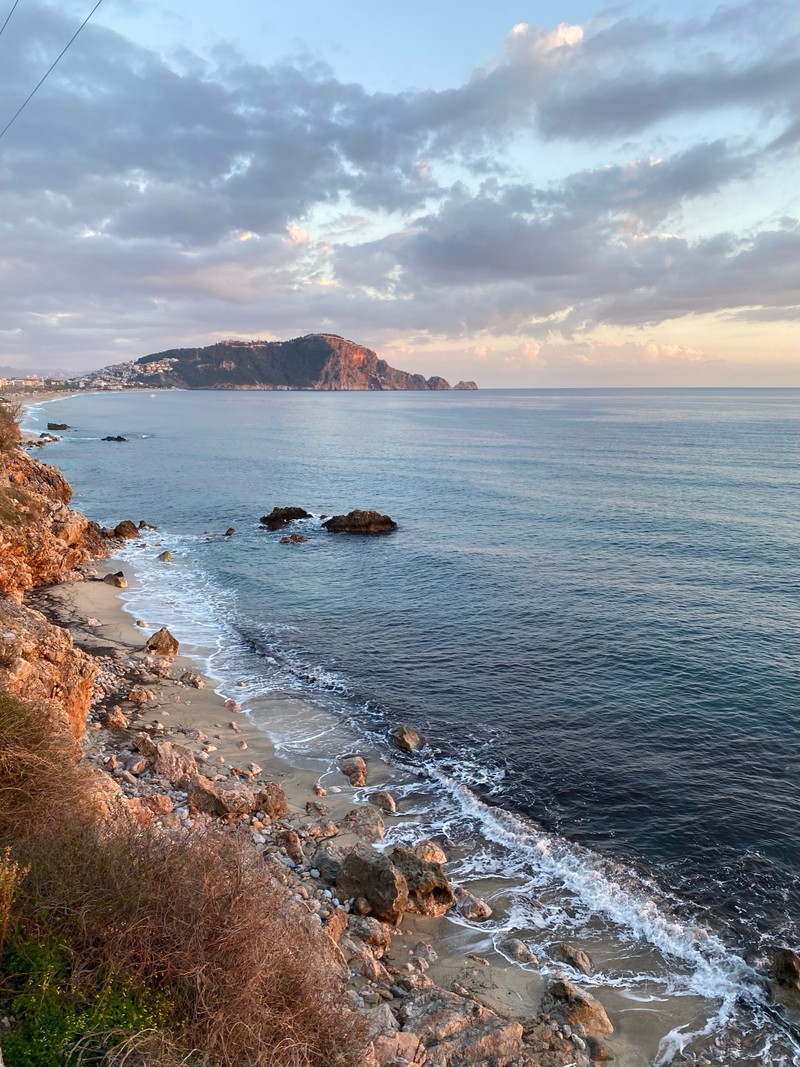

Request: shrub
left=0, top=401, right=22, bottom=452
left=0, top=691, right=368, bottom=1066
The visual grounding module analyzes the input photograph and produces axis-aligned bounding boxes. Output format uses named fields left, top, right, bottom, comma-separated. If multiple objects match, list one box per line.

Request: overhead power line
left=0, top=0, right=106, bottom=141
left=0, top=0, right=22, bottom=38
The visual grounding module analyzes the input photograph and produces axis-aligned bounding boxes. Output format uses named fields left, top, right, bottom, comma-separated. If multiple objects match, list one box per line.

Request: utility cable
left=0, top=0, right=106, bottom=141
left=0, top=0, right=22, bottom=38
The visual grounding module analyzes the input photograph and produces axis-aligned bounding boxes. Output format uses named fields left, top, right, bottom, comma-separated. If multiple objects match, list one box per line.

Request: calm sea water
left=26, top=388, right=800, bottom=1063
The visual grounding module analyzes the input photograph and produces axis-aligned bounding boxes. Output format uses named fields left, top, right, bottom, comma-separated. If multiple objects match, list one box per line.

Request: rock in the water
left=368, top=790, right=397, bottom=813
left=341, top=806, right=384, bottom=843
left=391, top=724, right=425, bottom=752
left=225, top=527, right=237, bottom=536
left=138, top=520, right=157, bottom=530
left=322, top=510, right=397, bottom=534
left=47, top=422, right=70, bottom=430
left=454, top=886, right=492, bottom=921
left=339, top=754, right=368, bottom=786
left=390, top=846, right=456, bottom=917
left=454, top=380, right=478, bottom=390
left=112, top=519, right=139, bottom=539
left=336, top=841, right=408, bottom=924
left=157, top=550, right=174, bottom=562
left=542, top=977, right=614, bottom=1037
left=144, top=626, right=179, bottom=656
left=102, top=435, right=127, bottom=442
left=497, top=937, right=538, bottom=965
left=554, top=941, right=593, bottom=976
left=103, top=570, right=128, bottom=589
left=772, top=949, right=800, bottom=1012
left=280, top=533, right=308, bottom=543
left=412, top=840, right=448, bottom=865
left=260, top=506, right=311, bottom=530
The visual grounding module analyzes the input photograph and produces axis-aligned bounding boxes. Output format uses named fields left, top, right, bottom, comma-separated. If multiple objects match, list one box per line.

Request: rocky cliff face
left=88, top=334, right=478, bottom=392
left=0, top=448, right=106, bottom=601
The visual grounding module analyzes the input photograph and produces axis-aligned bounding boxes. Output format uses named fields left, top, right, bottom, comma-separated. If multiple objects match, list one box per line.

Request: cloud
left=0, top=0, right=796, bottom=375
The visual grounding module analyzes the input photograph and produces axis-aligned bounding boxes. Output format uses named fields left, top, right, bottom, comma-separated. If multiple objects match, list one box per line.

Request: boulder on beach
left=260, top=506, right=312, bottom=530
left=144, top=626, right=179, bottom=656
left=322, top=509, right=397, bottom=534
left=188, top=774, right=253, bottom=817
left=391, top=724, right=425, bottom=752
left=412, top=839, right=448, bottom=865
left=390, top=845, right=456, bottom=917
left=103, top=570, right=128, bottom=589
left=498, top=937, right=538, bottom=965
left=368, top=790, right=397, bottom=813
left=340, top=754, right=368, bottom=786
left=112, top=519, right=139, bottom=539
left=340, top=806, right=384, bottom=842
left=542, top=977, right=614, bottom=1037
left=254, top=781, right=289, bottom=819
left=47, top=422, right=70, bottom=430
left=454, top=886, right=492, bottom=921
left=336, top=841, right=409, bottom=924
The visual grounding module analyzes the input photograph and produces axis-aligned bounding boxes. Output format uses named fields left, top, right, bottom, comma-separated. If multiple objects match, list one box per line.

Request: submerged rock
left=260, top=506, right=311, bottom=530
left=225, top=527, right=237, bottom=536
left=102, top=435, right=127, bottom=442
left=322, top=509, right=397, bottom=534
left=280, top=533, right=308, bottom=544
left=773, top=949, right=800, bottom=1012
left=554, top=941, right=593, bottom=976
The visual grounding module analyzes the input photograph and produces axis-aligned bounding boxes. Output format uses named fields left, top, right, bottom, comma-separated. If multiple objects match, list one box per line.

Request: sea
left=24, top=388, right=800, bottom=1065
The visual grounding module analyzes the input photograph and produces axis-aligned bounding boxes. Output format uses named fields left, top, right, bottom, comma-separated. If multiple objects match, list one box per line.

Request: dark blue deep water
left=26, top=388, right=800, bottom=1063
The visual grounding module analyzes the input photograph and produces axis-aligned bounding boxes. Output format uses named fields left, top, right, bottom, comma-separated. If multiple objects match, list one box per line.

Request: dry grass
left=0, top=691, right=368, bottom=1066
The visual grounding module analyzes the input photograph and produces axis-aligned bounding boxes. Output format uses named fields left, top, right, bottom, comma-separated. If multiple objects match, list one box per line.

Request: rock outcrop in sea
left=82, top=334, right=479, bottom=392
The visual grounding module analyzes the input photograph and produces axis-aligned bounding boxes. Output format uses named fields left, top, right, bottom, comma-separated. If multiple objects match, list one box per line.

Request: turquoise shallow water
left=26, top=388, right=800, bottom=1063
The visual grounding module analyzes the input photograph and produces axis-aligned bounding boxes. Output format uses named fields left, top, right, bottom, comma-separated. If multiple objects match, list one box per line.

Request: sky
left=0, top=0, right=798, bottom=386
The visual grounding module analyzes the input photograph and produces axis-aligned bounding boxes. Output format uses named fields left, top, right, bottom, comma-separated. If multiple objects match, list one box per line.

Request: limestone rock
left=340, top=754, right=368, bottom=786
left=336, top=842, right=408, bottom=924
left=225, top=527, right=237, bottom=536
left=412, top=840, right=447, bottom=865
left=113, top=519, right=139, bottom=539
left=341, top=806, right=384, bottom=842
left=391, top=724, right=425, bottom=752
left=144, top=626, right=179, bottom=656
left=368, top=790, right=397, bottom=813
left=103, top=570, right=128, bottom=588
left=47, top=422, right=70, bottom=430
left=180, top=670, right=205, bottom=688
left=153, top=740, right=198, bottom=788
left=260, top=506, right=311, bottom=530
left=127, top=686, right=155, bottom=706
left=312, top=841, right=351, bottom=884
left=103, top=435, right=127, bottom=442
left=280, top=532, right=308, bottom=543
left=454, top=886, right=492, bottom=921
left=399, top=987, right=524, bottom=1066
left=322, top=510, right=397, bottom=534
left=347, top=914, right=394, bottom=957
left=542, top=977, right=614, bottom=1037
left=157, top=550, right=174, bottom=562
left=390, top=846, right=456, bottom=917
left=101, top=706, right=129, bottom=730
left=554, top=941, right=593, bottom=976
left=498, top=937, right=538, bottom=965
left=254, top=781, right=289, bottom=818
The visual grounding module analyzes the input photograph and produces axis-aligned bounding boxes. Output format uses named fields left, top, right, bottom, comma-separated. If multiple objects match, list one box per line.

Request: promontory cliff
left=85, top=334, right=478, bottom=392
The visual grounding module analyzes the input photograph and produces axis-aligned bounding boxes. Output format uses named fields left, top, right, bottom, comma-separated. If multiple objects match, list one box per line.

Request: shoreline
left=11, top=391, right=799, bottom=1066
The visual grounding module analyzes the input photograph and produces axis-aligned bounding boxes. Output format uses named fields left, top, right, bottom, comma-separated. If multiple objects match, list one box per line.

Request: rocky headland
left=81, top=334, right=479, bottom=392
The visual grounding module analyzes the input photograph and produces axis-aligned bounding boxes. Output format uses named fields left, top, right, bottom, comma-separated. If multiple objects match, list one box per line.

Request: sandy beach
left=22, top=545, right=717, bottom=1067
